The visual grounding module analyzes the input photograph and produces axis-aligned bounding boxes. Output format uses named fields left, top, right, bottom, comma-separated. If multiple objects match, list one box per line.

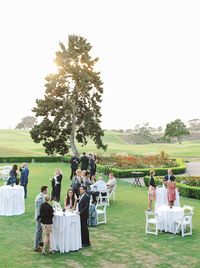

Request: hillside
left=0, top=129, right=200, bottom=157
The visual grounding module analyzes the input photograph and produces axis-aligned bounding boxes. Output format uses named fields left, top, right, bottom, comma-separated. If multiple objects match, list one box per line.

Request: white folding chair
left=98, top=191, right=110, bottom=207
left=183, top=205, right=194, bottom=216
left=175, top=215, right=193, bottom=237
left=96, top=205, right=107, bottom=225
left=145, top=210, right=161, bottom=235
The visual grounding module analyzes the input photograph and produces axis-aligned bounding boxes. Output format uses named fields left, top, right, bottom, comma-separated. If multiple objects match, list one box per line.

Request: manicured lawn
left=0, top=163, right=200, bottom=267
left=1, top=129, right=200, bottom=158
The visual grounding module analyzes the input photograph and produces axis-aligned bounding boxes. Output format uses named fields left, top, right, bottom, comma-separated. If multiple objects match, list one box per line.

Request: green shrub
left=97, top=158, right=186, bottom=178
left=0, top=156, right=66, bottom=163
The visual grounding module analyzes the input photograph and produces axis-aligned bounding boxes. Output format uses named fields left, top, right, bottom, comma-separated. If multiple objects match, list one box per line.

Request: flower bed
left=97, top=151, right=177, bottom=169
left=97, top=158, right=186, bottom=178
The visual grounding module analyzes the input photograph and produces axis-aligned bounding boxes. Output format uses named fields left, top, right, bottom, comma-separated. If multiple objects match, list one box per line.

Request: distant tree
left=164, top=119, right=190, bottom=144
left=187, top=119, right=200, bottom=131
left=132, top=123, right=154, bottom=144
left=30, top=35, right=107, bottom=155
left=118, top=129, right=124, bottom=133
left=125, top=129, right=132, bottom=134
left=16, top=116, right=37, bottom=130
left=157, top=126, right=163, bottom=133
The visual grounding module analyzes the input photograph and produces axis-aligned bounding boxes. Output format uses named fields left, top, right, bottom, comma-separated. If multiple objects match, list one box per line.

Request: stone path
left=121, top=162, right=200, bottom=185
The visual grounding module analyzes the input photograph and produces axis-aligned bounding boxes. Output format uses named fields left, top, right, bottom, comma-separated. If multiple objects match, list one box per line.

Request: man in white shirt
left=90, top=176, right=107, bottom=192
left=107, top=173, right=116, bottom=193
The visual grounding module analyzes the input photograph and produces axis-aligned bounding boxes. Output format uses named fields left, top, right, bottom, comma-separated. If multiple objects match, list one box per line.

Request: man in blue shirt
left=20, top=163, right=29, bottom=198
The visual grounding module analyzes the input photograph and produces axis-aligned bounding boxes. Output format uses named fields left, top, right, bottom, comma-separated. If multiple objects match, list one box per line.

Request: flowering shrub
left=97, top=151, right=177, bottom=169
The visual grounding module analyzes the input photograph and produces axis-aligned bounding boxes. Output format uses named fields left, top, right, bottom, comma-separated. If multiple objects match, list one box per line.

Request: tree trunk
left=177, top=136, right=182, bottom=144
left=69, top=133, right=79, bottom=155
left=69, top=105, right=79, bottom=155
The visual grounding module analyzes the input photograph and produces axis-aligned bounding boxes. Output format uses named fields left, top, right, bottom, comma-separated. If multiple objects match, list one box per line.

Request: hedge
left=143, top=176, right=200, bottom=200
left=0, top=156, right=71, bottom=163
left=97, top=158, right=186, bottom=178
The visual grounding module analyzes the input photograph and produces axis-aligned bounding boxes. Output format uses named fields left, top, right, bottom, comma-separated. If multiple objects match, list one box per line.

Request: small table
left=0, top=185, right=25, bottom=216
left=156, top=205, right=184, bottom=234
left=51, top=210, right=82, bottom=253
left=131, top=172, right=144, bottom=187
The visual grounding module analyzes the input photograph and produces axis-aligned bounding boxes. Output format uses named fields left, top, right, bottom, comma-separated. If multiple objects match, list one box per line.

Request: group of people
left=34, top=162, right=117, bottom=255
left=6, top=163, right=29, bottom=198
left=148, top=168, right=176, bottom=210
left=34, top=184, right=92, bottom=255
left=70, top=152, right=97, bottom=180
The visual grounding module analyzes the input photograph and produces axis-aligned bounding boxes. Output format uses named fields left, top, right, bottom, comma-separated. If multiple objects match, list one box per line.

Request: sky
left=0, top=0, right=200, bottom=130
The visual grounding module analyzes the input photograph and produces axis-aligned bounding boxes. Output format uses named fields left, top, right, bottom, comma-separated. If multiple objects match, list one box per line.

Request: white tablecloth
left=0, top=185, right=25, bottom=216
left=155, top=186, right=180, bottom=209
left=51, top=211, right=82, bottom=253
left=156, top=205, right=184, bottom=233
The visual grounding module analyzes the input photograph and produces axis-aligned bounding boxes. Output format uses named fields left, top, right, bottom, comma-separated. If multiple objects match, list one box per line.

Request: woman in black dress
left=51, top=169, right=63, bottom=202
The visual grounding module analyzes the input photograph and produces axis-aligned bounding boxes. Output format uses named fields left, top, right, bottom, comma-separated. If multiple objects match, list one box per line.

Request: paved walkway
left=186, top=162, right=200, bottom=176
left=121, top=162, right=200, bottom=185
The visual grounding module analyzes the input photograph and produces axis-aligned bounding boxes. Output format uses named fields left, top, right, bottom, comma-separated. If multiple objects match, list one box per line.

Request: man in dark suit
left=163, top=169, right=176, bottom=182
left=80, top=152, right=89, bottom=171
left=70, top=153, right=80, bottom=180
left=78, top=185, right=91, bottom=247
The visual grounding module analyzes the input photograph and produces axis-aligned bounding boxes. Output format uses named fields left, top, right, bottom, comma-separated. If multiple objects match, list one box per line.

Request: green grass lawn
left=1, top=129, right=200, bottom=158
left=0, top=163, right=200, bottom=268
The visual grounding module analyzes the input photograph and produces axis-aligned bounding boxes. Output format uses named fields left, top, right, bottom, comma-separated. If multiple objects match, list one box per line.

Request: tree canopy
left=30, top=35, right=107, bottom=155
left=16, top=116, right=37, bottom=130
left=132, top=123, right=154, bottom=144
left=164, top=119, right=190, bottom=144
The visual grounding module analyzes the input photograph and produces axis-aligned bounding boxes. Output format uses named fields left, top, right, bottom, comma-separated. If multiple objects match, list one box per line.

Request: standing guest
left=51, top=169, right=62, bottom=202
left=20, top=163, right=29, bottom=198
left=163, top=169, right=176, bottom=182
left=107, top=173, right=116, bottom=193
left=93, top=154, right=97, bottom=175
left=81, top=170, right=87, bottom=184
left=34, top=185, right=48, bottom=252
left=64, top=188, right=77, bottom=210
left=148, top=170, right=156, bottom=211
left=89, top=154, right=96, bottom=177
left=40, top=194, right=54, bottom=255
left=71, top=169, right=82, bottom=198
left=83, top=171, right=93, bottom=195
left=70, top=153, right=80, bottom=180
left=167, top=180, right=176, bottom=209
left=78, top=186, right=91, bottom=247
left=80, top=152, right=89, bottom=171
left=7, top=164, right=18, bottom=185
left=50, top=176, right=56, bottom=201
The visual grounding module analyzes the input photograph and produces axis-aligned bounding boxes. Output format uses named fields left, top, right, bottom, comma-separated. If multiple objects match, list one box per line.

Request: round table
left=155, top=186, right=180, bottom=209
left=156, top=205, right=184, bottom=233
left=51, top=210, right=82, bottom=253
left=0, top=185, right=25, bottom=216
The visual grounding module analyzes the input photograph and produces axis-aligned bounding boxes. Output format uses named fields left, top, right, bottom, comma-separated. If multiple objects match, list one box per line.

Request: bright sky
left=0, top=0, right=199, bottom=130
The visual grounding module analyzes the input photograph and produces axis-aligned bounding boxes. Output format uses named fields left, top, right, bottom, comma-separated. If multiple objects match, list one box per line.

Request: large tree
left=30, top=35, right=107, bottom=155
left=132, top=123, right=154, bottom=144
left=16, top=116, right=37, bottom=130
left=164, top=119, right=190, bottom=144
